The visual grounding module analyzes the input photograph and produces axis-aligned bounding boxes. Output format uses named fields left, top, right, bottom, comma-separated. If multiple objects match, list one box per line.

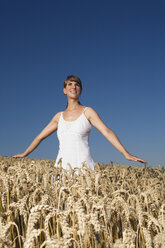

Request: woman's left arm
left=86, top=107, right=147, bottom=165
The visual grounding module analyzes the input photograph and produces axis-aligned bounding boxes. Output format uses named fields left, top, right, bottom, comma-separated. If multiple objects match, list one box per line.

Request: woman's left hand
left=124, top=152, right=147, bottom=166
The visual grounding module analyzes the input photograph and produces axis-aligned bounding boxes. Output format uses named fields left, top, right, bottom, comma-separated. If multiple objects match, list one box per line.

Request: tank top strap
left=83, top=107, right=88, bottom=113
left=59, top=111, right=64, bottom=121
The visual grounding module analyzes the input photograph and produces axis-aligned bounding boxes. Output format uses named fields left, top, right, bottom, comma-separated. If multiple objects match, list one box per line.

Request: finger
left=137, top=159, right=147, bottom=165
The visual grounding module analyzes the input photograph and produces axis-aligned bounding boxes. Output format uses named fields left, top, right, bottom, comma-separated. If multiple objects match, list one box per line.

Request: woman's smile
left=70, top=90, right=77, bottom=94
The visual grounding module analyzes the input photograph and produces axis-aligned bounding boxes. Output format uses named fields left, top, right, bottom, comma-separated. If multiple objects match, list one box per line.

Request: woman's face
left=63, top=80, right=82, bottom=99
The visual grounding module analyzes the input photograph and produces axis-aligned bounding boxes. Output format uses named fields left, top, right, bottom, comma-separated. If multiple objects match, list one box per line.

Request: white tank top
left=54, top=107, right=95, bottom=170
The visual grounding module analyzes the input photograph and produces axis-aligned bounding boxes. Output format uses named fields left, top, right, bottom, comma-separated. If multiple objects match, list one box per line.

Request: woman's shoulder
left=51, top=111, right=63, bottom=123
left=84, top=106, right=97, bottom=113
left=84, top=106, right=98, bottom=118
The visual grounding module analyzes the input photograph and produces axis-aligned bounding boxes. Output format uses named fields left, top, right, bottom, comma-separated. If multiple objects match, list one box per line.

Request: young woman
left=13, top=75, right=147, bottom=168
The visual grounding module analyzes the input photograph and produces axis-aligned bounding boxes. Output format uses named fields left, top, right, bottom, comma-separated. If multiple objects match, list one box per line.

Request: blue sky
left=1, top=0, right=165, bottom=167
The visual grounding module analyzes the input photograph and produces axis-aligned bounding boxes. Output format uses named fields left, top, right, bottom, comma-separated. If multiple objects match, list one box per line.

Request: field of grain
left=0, top=155, right=164, bottom=248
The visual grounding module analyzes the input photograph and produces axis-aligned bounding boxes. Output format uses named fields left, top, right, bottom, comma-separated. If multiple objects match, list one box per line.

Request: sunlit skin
left=13, top=80, right=147, bottom=166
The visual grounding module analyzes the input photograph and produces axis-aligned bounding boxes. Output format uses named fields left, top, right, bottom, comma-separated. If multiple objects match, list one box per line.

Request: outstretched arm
left=13, top=112, right=61, bottom=158
left=85, top=107, right=147, bottom=165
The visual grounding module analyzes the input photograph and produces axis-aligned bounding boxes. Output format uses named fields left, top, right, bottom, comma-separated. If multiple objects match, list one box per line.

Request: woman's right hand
left=13, top=153, right=26, bottom=158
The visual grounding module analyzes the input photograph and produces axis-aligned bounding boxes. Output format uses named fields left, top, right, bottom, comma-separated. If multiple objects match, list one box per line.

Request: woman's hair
left=64, top=75, right=82, bottom=107
left=64, top=75, right=82, bottom=94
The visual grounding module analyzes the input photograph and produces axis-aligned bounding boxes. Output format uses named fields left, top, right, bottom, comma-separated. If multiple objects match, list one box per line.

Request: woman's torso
left=54, top=106, right=95, bottom=170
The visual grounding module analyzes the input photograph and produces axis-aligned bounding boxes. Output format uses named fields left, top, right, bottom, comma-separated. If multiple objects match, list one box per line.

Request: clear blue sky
left=1, top=0, right=165, bottom=167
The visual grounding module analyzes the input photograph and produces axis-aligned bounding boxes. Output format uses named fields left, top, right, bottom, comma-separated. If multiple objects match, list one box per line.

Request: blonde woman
left=13, top=75, right=147, bottom=168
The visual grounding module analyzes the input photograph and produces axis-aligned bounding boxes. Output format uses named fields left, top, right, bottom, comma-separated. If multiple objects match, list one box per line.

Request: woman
left=13, top=75, right=147, bottom=168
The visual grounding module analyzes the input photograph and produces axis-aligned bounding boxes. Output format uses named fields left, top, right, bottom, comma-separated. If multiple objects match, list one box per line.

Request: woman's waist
left=59, top=142, right=90, bottom=153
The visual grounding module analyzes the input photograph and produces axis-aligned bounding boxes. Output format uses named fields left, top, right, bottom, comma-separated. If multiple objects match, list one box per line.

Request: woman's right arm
left=13, top=112, right=61, bottom=158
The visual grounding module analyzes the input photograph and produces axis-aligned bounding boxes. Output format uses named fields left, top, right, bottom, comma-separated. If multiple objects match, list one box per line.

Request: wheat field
left=0, top=155, right=164, bottom=248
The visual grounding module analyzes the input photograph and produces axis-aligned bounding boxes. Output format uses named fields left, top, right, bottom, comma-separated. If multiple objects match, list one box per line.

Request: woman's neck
left=67, top=99, right=81, bottom=111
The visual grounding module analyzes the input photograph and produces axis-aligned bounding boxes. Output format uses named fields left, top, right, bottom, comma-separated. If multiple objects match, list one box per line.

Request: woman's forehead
left=66, top=80, right=79, bottom=84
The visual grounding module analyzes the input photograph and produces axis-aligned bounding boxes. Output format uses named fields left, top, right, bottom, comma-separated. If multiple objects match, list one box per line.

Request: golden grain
left=0, top=155, right=164, bottom=247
